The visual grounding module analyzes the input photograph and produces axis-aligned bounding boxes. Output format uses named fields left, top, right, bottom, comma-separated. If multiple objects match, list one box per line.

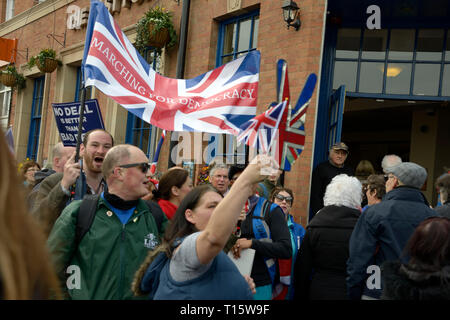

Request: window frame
left=333, top=27, right=450, bottom=100
left=210, top=10, right=260, bottom=164
left=5, top=0, right=14, bottom=21
left=26, top=76, right=45, bottom=160
left=125, top=47, right=161, bottom=159
left=0, top=84, right=12, bottom=130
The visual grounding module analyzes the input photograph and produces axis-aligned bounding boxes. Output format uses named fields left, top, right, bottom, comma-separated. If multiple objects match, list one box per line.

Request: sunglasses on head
left=118, top=162, right=150, bottom=174
left=274, top=194, right=293, bottom=203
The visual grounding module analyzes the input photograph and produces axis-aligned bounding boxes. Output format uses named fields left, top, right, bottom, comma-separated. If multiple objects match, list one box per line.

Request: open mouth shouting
left=93, top=156, right=104, bottom=166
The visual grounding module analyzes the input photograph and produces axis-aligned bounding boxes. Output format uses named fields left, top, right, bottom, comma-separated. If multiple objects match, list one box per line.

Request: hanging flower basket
left=36, top=57, right=59, bottom=73
left=27, top=49, right=62, bottom=73
left=0, top=65, right=26, bottom=89
left=1, top=72, right=17, bottom=87
left=135, top=7, right=177, bottom=55
left=147, top=23, right=170, bottom=48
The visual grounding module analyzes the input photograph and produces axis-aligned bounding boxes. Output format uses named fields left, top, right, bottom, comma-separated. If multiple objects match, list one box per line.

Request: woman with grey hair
left=293, top=174, right=362, bottom=300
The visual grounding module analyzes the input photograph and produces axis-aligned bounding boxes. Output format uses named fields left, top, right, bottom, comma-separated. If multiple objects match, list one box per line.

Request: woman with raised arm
left=132, top=155, right=277, bottom=300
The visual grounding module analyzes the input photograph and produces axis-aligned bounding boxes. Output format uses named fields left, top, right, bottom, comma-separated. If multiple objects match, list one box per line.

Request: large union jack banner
left=82, top=1, right=260, bottom=135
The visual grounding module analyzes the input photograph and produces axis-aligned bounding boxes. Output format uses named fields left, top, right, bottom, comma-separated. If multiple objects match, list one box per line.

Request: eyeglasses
left=118, top=162, right=150, bottom=174
left=274, top=194, right=293, bottom=204
left=384, top=174, right=395, bottom=181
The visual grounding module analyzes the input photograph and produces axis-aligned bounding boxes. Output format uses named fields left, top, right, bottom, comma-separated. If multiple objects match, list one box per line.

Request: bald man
left=47, top=144, right=167, bottom=299
left=28, top=142, right=75, bottom=210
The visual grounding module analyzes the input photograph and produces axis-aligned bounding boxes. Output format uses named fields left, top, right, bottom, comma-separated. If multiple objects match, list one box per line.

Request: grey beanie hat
left=385, top=162, right=427, bottom=189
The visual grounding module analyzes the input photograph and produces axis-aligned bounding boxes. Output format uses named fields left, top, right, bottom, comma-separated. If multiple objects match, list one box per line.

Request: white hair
left=381, top=154, right=402, bottom=173
left=323, top=174, right=362, bottom=210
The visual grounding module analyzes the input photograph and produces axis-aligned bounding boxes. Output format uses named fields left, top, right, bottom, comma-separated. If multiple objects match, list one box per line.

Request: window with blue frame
left=125, top=48, right=161, bottom=159
left=333, top=28, right=450, bottom=98
left=27, top=76, right=45, bottom=160
left=0, top=83, right=11, bottom=131
left=209, top=10, right=259, bottom=164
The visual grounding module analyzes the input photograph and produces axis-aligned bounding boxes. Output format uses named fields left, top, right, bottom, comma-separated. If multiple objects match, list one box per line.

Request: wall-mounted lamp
left=282, top=0, right=301, bottom=31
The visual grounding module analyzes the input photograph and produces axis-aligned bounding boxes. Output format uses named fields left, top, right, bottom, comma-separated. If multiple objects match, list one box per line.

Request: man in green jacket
left=47, top=144, right=168, bottom=299
left=256, top=168, right=283, bottom=199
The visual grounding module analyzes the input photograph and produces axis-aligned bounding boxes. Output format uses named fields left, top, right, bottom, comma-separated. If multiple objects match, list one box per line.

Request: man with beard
left=31, top=129, right=114, bottom=236
left=47, top=144, right=166, bottom=299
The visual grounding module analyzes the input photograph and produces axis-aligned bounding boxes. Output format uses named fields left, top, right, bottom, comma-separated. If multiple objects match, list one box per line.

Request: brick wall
left=3, top=0, right=327, bottom=226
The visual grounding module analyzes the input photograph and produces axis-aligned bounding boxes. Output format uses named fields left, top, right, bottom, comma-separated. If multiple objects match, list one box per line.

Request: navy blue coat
left=346, top=186, right=437, bottom=299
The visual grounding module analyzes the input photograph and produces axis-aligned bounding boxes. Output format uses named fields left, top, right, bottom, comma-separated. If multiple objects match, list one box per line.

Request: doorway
left=341, top=97, right=413, bottom=173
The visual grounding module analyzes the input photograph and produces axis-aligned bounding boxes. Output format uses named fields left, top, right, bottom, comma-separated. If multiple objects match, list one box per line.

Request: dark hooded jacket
left=381, top=261, right=450, bottom=300
left=434, top=201, right=450, bottom=219
left=293, top=205, right=360, bottom=300
left=347, top=186, right=437, bottom=299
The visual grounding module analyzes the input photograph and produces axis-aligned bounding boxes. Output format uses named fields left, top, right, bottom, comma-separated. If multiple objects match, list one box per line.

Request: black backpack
left=74, top=194, right=165, bottom=246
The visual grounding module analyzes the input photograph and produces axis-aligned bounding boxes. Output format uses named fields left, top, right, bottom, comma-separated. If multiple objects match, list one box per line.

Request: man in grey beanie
left=346, top=161, right=437, bottom=300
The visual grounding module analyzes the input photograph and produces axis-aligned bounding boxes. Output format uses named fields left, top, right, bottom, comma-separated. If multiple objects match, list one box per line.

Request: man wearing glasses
left=347, top=162, right=437, bottom=300
left=48, top=144, right=167, bottom=300
left=32, top=129, right=114, bottom=236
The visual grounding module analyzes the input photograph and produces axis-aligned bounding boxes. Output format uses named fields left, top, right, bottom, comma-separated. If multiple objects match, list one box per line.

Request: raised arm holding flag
left=237, top=58, right=317, bottom=171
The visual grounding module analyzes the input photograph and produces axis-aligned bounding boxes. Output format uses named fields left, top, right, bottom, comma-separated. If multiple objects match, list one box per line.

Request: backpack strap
left=250, top=197, right=277, bottom=284
left=75, top=194, right=100, bottom=245
left=144, top=200, right=165, bottom=235
left=258, top=182, right=268, bottom=199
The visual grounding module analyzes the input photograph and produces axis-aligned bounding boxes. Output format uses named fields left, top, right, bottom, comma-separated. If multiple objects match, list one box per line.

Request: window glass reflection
left=416, top=29, right=444, bottom=61
left=362, top=29, right=388, bottom=59
left=413, top=64, right=440, bottom=96
left=336, top=29, right=361, bottom=59
left=442, top=65, right=450, bottom=96
left=252, top=16, right=259, bottom=48
left=238, top=18, right=252, bottom=52
left=389, top=29, right=415, bottom=60
left=223, top=24, right=236, bottom=55
left=333, top=61, right=357, bottom=91
left=446, top=31, right=450, bottom=61
left=359, top=62, right=384, bottom=93
left=385, top=63, right=412, bottom=94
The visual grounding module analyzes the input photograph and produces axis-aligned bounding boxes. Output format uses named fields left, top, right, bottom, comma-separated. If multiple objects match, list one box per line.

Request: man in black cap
left=346, top=162, right=437, bottom=300
left=309, top=142, right=354, bottom=219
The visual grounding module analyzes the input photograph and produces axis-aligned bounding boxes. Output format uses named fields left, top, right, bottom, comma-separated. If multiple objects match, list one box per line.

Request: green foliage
left=27, top=48, right=62, bottom=69
left=1, top=64, right=26, bottom=90
left=135, top=6, right=177, bottom=55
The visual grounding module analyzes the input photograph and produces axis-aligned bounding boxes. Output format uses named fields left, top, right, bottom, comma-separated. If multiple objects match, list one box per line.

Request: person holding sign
left=31, top=129, right=114, bottom=236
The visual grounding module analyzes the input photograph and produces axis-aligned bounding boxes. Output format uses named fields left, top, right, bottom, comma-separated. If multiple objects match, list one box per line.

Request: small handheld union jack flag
left=236, top=100, right=287, bottom=155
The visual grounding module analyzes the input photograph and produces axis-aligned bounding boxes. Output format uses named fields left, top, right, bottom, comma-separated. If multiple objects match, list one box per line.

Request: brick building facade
left=1, top=0, right=449, bottom=226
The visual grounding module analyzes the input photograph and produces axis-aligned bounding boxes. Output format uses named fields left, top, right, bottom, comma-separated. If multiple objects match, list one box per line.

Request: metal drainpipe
left=168, top=0, right=190, bottom=168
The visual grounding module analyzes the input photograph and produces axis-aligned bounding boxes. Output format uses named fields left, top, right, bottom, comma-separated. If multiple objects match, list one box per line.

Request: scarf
left=104, top=189, right=139, bottom=210
left=157, top=199, right=178, bottom=220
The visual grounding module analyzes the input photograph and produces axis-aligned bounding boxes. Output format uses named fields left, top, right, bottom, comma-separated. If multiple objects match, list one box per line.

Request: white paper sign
left=227, top=248, right=255, bottom=276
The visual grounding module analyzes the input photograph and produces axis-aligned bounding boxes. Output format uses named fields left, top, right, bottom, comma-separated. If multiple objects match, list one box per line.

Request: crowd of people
left=1, top=128, right=449, bottom=300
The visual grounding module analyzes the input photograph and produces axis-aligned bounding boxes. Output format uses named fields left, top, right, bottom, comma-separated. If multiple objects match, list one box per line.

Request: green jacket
left=47, top=196, right=168, bottom=300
